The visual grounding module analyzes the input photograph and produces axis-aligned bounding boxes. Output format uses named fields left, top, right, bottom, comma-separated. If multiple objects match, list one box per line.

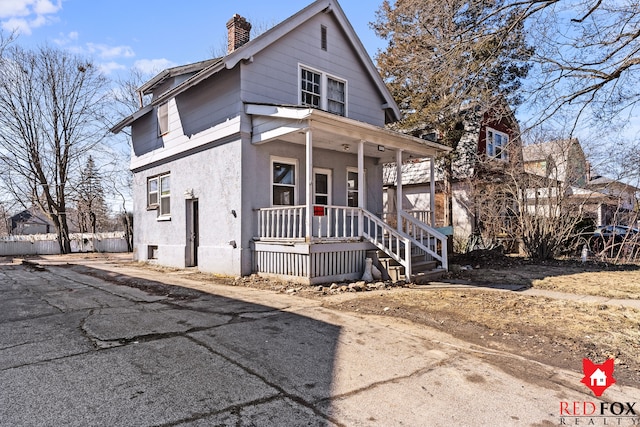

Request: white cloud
left=98, top=61, right=126, bottom=75
left=0, top=0, right=60, bottom=35
left=86, top=43, right=135, bottom=60
left=0, top=0, right=31, bottom=19
left=134, top=58, right=177, bottom=75
left=33, top=0, right=60, bottom=15
left=53, top=30, right=78, bottom=46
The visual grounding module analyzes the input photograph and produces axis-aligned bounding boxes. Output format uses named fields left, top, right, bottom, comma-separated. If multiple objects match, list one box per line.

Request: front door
left=313, top=168, right=332, bottom=237
left=186, top=199, right=199, bottom=267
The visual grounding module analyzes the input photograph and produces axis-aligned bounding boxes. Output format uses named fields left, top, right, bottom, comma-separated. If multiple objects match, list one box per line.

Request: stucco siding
left=133, top=139, right=244, bottom=275
left=240, top=13, right=386, bottom=126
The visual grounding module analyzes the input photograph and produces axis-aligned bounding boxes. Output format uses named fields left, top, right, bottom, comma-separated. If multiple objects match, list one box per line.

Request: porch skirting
left=253, top=240, right=376, bottom=285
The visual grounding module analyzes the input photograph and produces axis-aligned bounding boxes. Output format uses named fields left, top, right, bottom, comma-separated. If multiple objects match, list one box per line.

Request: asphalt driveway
left=1, top=255, right=639, bottom=426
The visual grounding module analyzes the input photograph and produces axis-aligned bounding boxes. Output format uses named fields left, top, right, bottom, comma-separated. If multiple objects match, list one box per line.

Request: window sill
left=156, top=216, right=171, bottom=222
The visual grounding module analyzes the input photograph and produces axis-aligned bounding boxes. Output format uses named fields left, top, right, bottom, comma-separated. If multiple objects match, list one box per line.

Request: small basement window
left=148, top=245, right=158, bottom=260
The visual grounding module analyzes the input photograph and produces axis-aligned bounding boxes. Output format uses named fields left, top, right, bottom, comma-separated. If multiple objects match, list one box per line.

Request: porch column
left=358, top=140, right=365, bottom=234
left=396, top=149, right=404, bottom=233
left=430, top=155, right=436, bottom=227
left=305, top=129, right=313, bottom=242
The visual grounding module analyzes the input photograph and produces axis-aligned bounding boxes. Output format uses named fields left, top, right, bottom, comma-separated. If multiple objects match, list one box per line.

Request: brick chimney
left=226, top=14, right=252, bottom=54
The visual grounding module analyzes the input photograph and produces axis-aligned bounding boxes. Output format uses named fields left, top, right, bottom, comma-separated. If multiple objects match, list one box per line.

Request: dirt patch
left=322, top=288, right=640, bottom=388
left=55, top=253, right=640, bottom=389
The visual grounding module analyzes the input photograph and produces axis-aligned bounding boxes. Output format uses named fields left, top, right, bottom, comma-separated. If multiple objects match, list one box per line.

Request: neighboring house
left=10, top=207, right=54, bottom=235
left=523, top=139, right=639, bottom=227
left=522, top=139, right=588, bottom=188
left=111, top=0, right=450, bottom=284
left=384, top=104, right=524, bottom=242
left=587, top=175, right=639, bottom=226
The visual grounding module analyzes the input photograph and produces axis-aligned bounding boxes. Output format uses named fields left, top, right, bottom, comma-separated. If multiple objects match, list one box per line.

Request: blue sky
left=0, top=0, right=386, bottom=77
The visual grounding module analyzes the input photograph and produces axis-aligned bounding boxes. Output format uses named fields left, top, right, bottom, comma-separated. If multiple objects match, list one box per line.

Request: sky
left=0, top=0, right=387, bottom=78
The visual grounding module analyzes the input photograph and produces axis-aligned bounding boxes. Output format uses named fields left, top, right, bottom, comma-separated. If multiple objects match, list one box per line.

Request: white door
left=313, top=168, right=332, bottom=237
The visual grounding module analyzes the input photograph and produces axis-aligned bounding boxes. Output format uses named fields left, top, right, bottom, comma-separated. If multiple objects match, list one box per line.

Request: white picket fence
left=0, top=232, right=129, bottom=256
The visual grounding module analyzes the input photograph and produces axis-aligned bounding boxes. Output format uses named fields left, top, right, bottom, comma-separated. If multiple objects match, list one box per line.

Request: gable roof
left=522, top=139, right=583, bottom=163
left=111, top=0, right=399, bottom=134
left=138, top=58, right=222, bottom=96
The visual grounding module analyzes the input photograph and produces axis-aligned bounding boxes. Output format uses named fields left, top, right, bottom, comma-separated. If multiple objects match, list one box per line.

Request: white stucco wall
left=133, top=138, right=244, bottom=276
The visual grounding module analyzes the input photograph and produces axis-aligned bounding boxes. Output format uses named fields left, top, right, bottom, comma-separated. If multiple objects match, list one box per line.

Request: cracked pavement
left=2, top=256, right=640, bottom=426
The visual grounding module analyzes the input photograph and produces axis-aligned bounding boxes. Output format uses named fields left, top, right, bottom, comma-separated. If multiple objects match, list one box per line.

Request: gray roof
left=111, top=0, right=401, bottom=134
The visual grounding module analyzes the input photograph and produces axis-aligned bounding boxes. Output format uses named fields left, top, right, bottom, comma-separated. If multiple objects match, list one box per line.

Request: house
left=111, top=0, right=450, bottom=284
left=384, top=104, right=524, bottom=245
left=587, top=175, right=639, bottom=226
left=10, top=207, right=55, bottom=235
left=522, top=139, right=588, bottom=188
left=523, top=139, right=639, bottom=227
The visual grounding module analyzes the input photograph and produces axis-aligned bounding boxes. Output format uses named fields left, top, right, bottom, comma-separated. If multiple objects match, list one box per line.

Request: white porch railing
left=399, top=211, right=448, bottom=270
left=256, top=206, right=448, bottom=275
left=361, top=209, right=412, bottom=277
left=312, top=205, right=361, bottom=240
left=257, top=205, right=360, bottom=241
left=258, top=206, right=305, bottom=241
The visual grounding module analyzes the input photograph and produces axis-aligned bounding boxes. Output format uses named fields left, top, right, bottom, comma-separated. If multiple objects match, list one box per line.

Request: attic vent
left=227, top=14, right=252, bottom=54
left=321, top=25, right=327, bottom=51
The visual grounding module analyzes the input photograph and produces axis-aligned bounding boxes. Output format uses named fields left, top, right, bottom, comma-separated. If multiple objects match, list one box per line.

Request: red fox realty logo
left=559, top=358, right=639, bottom=425
left=581, top=358, right=616, bottom=397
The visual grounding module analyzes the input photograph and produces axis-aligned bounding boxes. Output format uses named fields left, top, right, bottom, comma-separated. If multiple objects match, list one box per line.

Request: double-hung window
left=157, top=102, right=169, bottom=136
left=327, top=78, right=345, bottom=116
left=301, top=69, right=321, bottom=108
left=300, top=65, right=347, bottom=117
left=148, top=173, right=171, bottom=217
left=272, top=158, right=297, bottom=206
left=486, top=128, right=509, bottom=161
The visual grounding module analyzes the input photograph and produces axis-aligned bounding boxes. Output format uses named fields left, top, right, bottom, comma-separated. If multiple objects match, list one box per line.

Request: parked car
left=591, top=225, right=639, bottom=253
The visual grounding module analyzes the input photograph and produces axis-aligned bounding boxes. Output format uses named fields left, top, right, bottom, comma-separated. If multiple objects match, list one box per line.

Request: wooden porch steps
left=369, top=251, right=446, bottom=284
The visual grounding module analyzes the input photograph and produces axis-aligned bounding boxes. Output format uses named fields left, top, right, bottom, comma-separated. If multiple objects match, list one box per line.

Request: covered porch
left=247, top=104, right=451, bottom=284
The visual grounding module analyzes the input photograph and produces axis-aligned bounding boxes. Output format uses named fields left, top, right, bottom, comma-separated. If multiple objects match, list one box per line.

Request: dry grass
left=532, top=270, right=640, bottom=299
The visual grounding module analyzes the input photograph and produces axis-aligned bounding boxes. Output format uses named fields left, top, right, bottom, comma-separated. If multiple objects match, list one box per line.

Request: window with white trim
left=346, top=168, right=365, bottom=207
left=327, top=78, right=345, bottom=116
left=148, top=173, right=171, bottom=217
left=300, top=65, right=347, bottom=117
left=301, top=69, right=321, bottom=108
left=157, top=102, right=169, bottom=136
left=486, top=128, right=509, bottom=161
left=272, top=158, right=297, bottom=206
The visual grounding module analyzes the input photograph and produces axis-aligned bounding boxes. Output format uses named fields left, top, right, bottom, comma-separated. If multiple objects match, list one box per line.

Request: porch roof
left=246, top=104, right=451, bottom=162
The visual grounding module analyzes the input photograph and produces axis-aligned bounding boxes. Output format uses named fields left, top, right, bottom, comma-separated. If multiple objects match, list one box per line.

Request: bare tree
left=0, top=44, right=111, bottom=253
left=520, top=0, right=640, bottom=129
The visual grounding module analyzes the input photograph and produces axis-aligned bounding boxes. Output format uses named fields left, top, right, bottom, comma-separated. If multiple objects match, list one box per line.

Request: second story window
left=327, top=78, right=345, bottom=116
left=300, top=65, right=347, bottom=117
left=487, top=128, right=509, bottom=161
left=301, top=69, right=321, bottom=108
